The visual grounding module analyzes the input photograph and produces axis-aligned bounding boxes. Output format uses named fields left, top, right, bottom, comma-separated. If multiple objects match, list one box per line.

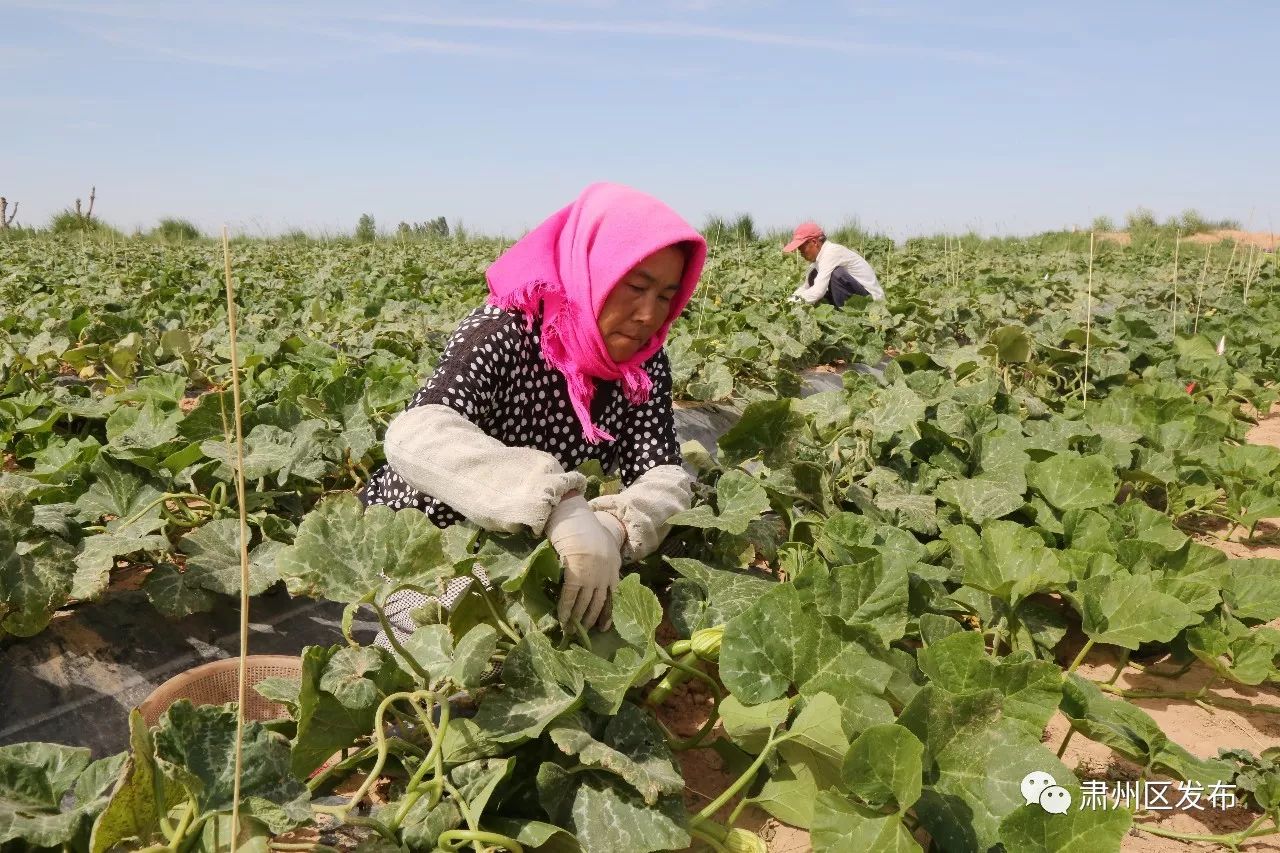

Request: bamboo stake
left=1242, top=243, right=1258, bottom=302
left=1171, top=233, right=1181, bottom=338
left=1082, top=231, right=1095, bottom=407
left=222, top=226, right=253, bottom=853
left=1192, top=248, right=1211, bottom=335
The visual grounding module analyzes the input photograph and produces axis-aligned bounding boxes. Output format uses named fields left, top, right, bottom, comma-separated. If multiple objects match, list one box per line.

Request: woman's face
left=598, top=245, right=686, bottom=362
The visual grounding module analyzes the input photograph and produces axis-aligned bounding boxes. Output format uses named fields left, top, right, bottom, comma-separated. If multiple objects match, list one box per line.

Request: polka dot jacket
left=359, top=303, right=683, bottom=527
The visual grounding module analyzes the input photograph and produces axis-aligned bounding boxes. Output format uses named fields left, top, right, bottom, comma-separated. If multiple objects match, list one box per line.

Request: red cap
left=783, top=221, right=824, bottom=252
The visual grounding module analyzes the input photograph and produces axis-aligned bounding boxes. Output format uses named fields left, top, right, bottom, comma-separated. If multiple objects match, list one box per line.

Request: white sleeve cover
left=589, top=464, right=693, bottom=561
left=383, top=403, right=587, bottom=534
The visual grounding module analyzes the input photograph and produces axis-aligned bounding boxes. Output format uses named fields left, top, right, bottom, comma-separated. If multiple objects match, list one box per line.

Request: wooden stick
left=1083, top=231, right=1095, bottom=407
left=1243, top=242, right=1258, bottom=301
left=1192, top=247, right=1211, bottom=335
left=1171, top=233, right=1181, bottom=337
left=222, top=226, right=253, bottom=853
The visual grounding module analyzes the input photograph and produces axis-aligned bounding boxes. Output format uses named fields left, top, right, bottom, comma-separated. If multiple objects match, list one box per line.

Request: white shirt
left=791, top=240, right=884, bottom=303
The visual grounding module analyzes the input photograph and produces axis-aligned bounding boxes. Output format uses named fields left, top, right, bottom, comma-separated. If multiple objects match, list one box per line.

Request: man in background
left=784, top=221, right=884, bottom=308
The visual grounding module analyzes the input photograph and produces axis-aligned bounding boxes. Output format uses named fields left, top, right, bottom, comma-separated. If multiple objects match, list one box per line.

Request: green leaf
left=915, top=632, right=1063, bottom=736
left=1, top=512, right=80, bottom=636
left=277, top=493, right=449, bottom=603
left=548, top=704, right=683, bottom=806
left=865, top=384, right=927, bottom=437
left=780, top=692, right=851, bottom=780
left=841, top=724, right=924, bottom=810
left=665, top=558, right=775, bottom=635
left=450, top=757, right=513, bottom=823
left=753, top=754, right=825, bottom=828
left=720, top=583, right=861, bottom=704
left=899, top=685, right=1070, bottom=852
left=153, top=701, right=310, bottom=830
left=819, top=558, right=910, bottom=644
left=944, top=521, right=1066, bottom=607
left=105, top=400, right=181, bottom=461
left=72, top=530, right=167, bottom=601
left=449, top=623, right=501, bottom=688
left=292, top=644, right=409, bottom=777
left=668, top=470, right=770, bottom=535
left=319, top=646, right=397, bottom=708
left=74, top=454, right=165, bottom=532
left=718, top=399, right=806, bottom=468
left=1226, top=559, right=1280, bottom=622
left=143, top=562, right=217, bottom=618
left=1060, top=675, right=1233, bottom=785
left=1076, top=570, right=1201, bottom=650
left=1028, top=453, right=1118, bottom=510
left=935, top=477, right=1026, bottom=524
left=811, top=791, right=921, bottom=853
left=177, top=519, right=281, bottom=596
left=536, top=763, right=688, bottom=853
left=175, top=390, right=234, bottom=442
left=91, top=710, right=181, bottom=853
left=471, top=632, right=584, bottom=744
left=200, top=420, right=334, bottom=487
left=0, top=741, right=108, bottom=848
left=998, top=803, right=1131, bottom=852
left=395, top=799, right=461, bottom=852
left=718, top=696, right=792, bottom=754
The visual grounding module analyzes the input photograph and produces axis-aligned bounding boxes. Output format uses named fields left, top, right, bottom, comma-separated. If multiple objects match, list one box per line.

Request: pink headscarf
left=486, top=183, right=707, bottom=444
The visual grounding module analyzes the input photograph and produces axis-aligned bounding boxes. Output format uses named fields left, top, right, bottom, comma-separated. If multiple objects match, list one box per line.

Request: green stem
left=1108, top=650, right=1130, bottom=685
left=316, top=690, right=434, bottom=820
left=1129, top=660, right=1194, bottom=679
left=1096, top=681, right=1280, bottom=714
left=688, top=825, right=732, bottom=853
left=666, top=699, right=722, bottom=752
left=391, top=697, right=450, bottom=829
left=306, top=743, right=379, bottom=793
left=1056, top=726, right=1076, bottom=759
left=165, top=801, right=196, bottom=851
left=697, top=730, right=787, bottom=820
left=370, top=602, right=433, bottom=683
left=1067, top=639, right=1096, bottom=673
left=1133, top=813, right=1277, bottom=847
left=646, top=651, right=700, bottom=706
left=727, top=796, right=752, bottom=826
left=659, top=648, right=723, bottom=700
left=437, top=830, right=525, bottom=853
left=479, top=587, right=522, bottom=645
left=114, top=492, right=214, bottom=531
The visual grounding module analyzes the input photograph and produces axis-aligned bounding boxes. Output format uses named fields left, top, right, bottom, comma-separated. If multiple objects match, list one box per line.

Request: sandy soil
left=1098, top=230, right=1279, bottom=251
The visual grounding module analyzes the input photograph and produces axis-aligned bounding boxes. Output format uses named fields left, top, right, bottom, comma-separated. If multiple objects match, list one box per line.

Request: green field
left=2, top=230, right=1279, bottom=851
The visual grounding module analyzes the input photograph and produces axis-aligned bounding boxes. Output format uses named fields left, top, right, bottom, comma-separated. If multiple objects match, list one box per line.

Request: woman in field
left=360, top=183, right=705, bottom=640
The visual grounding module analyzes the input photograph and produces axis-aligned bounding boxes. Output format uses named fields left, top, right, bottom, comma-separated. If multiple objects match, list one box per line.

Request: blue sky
left=3, top=1, right=1277, bottom=238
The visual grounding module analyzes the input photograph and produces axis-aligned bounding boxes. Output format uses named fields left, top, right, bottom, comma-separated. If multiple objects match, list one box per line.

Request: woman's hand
left=546, top=495, right=621, bottom=632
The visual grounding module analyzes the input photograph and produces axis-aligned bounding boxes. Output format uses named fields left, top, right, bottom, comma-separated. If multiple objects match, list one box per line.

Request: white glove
left=546, top=495, right=621, bottom=631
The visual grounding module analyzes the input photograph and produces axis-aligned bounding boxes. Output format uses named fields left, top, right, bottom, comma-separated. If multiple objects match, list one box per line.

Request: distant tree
left=396, top=216, right=450, bottom=239
left=1090, top=215, right=1116, bottom=233
left=152, top=218, right=202, bottom=241
left=0, top=196, right=18, bottom=230
left=356, top=213, right=377, bottom=242
left=730, top=213, right=758, bottom=242
left=1125, top=206, right=1158, bottom=232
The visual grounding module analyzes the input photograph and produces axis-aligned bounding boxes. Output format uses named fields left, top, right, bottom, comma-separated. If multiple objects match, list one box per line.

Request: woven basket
left=138, top=655, right=302, bottom=727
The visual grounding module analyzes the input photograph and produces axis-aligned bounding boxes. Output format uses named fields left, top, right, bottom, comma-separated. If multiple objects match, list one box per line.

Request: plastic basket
left=138, top=655, right=302, bottom=727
